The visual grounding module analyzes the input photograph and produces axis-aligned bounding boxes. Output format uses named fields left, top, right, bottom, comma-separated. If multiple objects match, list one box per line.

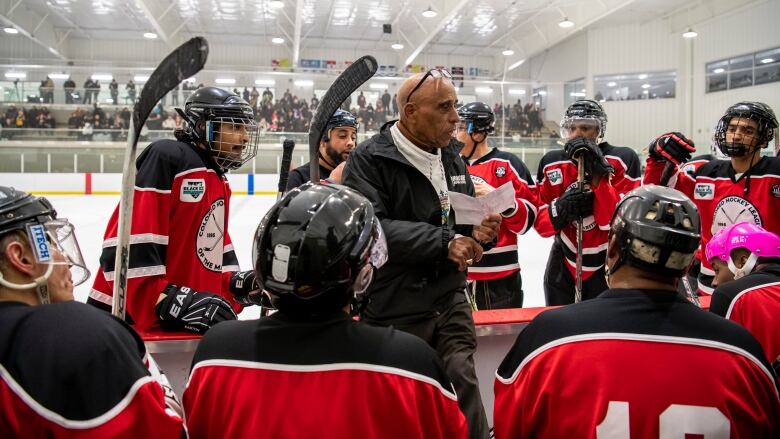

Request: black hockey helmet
left=252, top=183, right=387, bottom=315
left=322, top=109, right=359, bottom=142
left=458, top=101, right=495, bottom=134
left=0, top=186, right=89, bottom=288
left=608, top=185, right=700, bottom=279
left=560, top=99, right=607, bottom=140
left=175, top=86, right=259, bottom=171
left=0, top=186, right=56, bottom=237
left=714, top=101, right=778, bottom=157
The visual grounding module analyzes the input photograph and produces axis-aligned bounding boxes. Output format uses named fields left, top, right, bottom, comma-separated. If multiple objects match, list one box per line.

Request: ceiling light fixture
left=760, top=58, right=774, bottom=64
left=255, top=79, right=276, bottom=86
left=508, top=89, right=526, bottom=95
left=91, top=74, right=113, bottom=81
left=502, top=49, right=515, bottom=56
left=713, top=68, right=725, bottom=74
left=391, top=42, right=404, bottom=50
left=143, top=32, right=158, bottom=39
left=269, top=0, right=284, bottom=8
left=638, top=74, right=648, bottom=79
left=215, top=78, right=236, bottom=85
left=607, top=81, right=617, bottom=87
left=48, top=73, right=70, bottom=80
left=558, top=17, right=574, bottom=28
left=4, top=72, right=26, bottom=79
left=681, top=28, right=698, bottom=38
left=475, top=87, right=493, bottom=94
left=641, top=83, right=651, bottom=89
left=422, top=6, right=437, bottom=18
left=271, top=37, right=285, bottom=44
left=294, top=80, right=314, bottom=87
left=3, top=27, right=19, bottom=34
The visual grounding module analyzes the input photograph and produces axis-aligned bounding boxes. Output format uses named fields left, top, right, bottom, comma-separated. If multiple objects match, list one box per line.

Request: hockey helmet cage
left=714, top=101, right=778, bottom=157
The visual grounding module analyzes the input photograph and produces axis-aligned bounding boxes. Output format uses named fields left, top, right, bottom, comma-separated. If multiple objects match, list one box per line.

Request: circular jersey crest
left=196, top=198, right=226, bottom=272
left=711, top=195, right=762, bottom=235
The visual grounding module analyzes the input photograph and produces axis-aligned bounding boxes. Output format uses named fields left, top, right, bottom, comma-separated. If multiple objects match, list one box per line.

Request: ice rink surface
left=51, top=194, right=552, bottom=314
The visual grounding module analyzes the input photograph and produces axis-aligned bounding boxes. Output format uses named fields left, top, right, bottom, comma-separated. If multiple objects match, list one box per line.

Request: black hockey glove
left=156, top=284, right=237, bottom=334
left=564, top=137, right=613, bottom=178
left=229, top=270, right=273, bottom=307
left=549, top=188, right=594, bottom=232
left=648, top=132, right=695, bottom=165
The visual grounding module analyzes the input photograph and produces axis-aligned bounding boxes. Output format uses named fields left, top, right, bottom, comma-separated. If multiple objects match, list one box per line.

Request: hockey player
left=0, top=187, right=183, bottom=438
left=88, top=87, right=261, bottom=333
left=535, top=99, right=641, bottom=305
left=645, top=101, right=780, bottom=294
left=495, top=185, right=780, bottom=438
left=706, top=222, right=780, bottom=367
left=456, top=102, right=538, bottom=309
left=286, top=108, right=358, bottom=189
left=184, top=183, right=468, bottom=439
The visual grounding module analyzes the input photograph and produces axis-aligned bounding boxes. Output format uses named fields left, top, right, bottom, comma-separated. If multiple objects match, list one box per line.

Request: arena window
left=593, top=71, right=676, bottom=102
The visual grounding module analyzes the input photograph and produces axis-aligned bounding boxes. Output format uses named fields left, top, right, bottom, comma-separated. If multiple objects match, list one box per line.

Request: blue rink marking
left=247, top=174, right=254, bottom=195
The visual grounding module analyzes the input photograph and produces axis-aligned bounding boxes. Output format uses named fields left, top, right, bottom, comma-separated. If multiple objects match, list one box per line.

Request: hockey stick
left=309, top=55, right=378, bottom=182
left=659, top=161, right=676, bottom=187
left=277, top=139, right=295, bottom=199
left=574, top=155, right=585, bottom=303
left=112, top=37, right=209, bottom=320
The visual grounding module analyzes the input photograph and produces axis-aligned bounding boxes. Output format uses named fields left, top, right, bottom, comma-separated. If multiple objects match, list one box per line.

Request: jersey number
left=596, top=401, right=729, bottom=438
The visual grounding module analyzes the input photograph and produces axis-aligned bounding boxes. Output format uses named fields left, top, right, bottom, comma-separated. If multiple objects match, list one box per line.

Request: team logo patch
left=181, top=178, right=206, bottom=202
left=196, top=199, right=225, bottom=272
left=772, top=184, right=780, bottom=198
left=693, top=183, right=714, bottom=200
left=450, top=175, right=466, bottom=185
left=711, top=195, right=762, bottom=235
left=546, top=169, right=563, bottom=186
left=495, top=166, right=506, bottom=178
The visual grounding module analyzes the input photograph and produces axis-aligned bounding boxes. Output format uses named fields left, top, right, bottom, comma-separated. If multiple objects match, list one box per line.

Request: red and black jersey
left=0, top=301, right=182, bottom=438
left=711, top=264, right=780, bottom=365
left=465, top=148, right=538, bottom=281
left=184, top=311, right=467, bottom=439
left=494, top=289, right=780, bottom=439
left=88, top=139, right=241, bottom=330
left=534, top=142, right=640, bottom=280
left=645, top=155, right=780, bottom=294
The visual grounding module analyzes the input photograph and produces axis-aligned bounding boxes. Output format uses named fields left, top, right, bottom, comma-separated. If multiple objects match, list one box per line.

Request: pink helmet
left=705, top=222, right=780, bottom=278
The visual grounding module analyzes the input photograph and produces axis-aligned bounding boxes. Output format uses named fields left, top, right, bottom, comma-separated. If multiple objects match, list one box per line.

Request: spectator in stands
left=126, top=79, right=136, bottom=104
left=261, top=87, right=271, bottom=104
left=109, top=79, right=119, bottom=105
left=357, top=91, right=366, bottom=109
left=382, top=89, right=391, bottom=114
left=91, top=80, right=101, bottom=104
left=310, top=93, right=319, bottom=110
left=83, top=78, right=93, bottom=104
left=242, top=87, right=250, bottom=103
left=64, top=77, right=76, bottom=104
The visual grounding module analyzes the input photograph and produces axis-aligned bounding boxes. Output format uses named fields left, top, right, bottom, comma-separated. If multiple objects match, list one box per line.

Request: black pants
left=543, top=240, right=608, bottom=306
left=472, top=270, right=524, bottom=309
left=371, top=297, right=489, bottom=439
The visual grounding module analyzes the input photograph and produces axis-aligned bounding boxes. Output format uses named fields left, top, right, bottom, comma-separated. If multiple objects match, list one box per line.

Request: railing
left=0, top=128, right=561, bottom=174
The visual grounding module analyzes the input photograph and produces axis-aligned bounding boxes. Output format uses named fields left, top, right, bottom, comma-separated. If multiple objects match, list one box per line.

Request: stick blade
left=308, top=55, right=378, bottom=182
left=133, top=37, right=209, bottom=133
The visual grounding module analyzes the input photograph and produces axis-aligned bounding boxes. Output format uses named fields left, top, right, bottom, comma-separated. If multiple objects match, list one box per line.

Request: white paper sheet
left=449, top=181, right=516, bottom=225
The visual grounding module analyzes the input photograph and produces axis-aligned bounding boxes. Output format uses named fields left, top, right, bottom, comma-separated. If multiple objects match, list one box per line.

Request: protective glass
left=406, top=69, right=453, bottom=104
left=207, top=116, right=260, bottom=170
left=26, top=219, right=90, bottom=286
left=559, top=117, right=601, bottom=140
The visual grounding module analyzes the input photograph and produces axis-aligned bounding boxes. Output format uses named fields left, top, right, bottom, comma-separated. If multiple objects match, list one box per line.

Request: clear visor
left=26, top=219, right=90, bottom=286
left=208, top=116, right=260, bottom=170
left=560, top=117, right=601, bottom=140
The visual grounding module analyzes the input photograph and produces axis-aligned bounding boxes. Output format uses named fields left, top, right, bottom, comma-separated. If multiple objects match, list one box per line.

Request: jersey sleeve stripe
left=726, top=281, right=780, bottom=319
left=133, top=186, right=171, bottom=194
left=189, top=359, right=459, bottom=401
left=1, top=365, right=163, bottom=429
left=100, top=242, right=167, bottom=274
left=496, top=332, right=778, bottom=392
left=88, top=288, right=113, bottom=306
left=103, top=266, right=166, bottom=282
left=102, top=233, right=169, bottom=249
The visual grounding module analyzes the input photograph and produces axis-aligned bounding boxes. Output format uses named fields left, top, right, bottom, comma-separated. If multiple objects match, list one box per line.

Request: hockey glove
left=156, top=284, right=237, bottom=334
left=648, top=132, right=695, bottom=165
left=229, top=270, right=273, bottom=307
left=549, top=188, right=594, bottom=232
left=564, top=137, right=613, bottom=178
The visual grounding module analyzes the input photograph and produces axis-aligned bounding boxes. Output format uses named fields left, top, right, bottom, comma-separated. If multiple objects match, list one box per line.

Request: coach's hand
left=448, top=236, right=483, bottom=271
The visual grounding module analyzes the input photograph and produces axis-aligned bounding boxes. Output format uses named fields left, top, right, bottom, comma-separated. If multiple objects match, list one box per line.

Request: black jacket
left=343, top=121, right=475, bottom=325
